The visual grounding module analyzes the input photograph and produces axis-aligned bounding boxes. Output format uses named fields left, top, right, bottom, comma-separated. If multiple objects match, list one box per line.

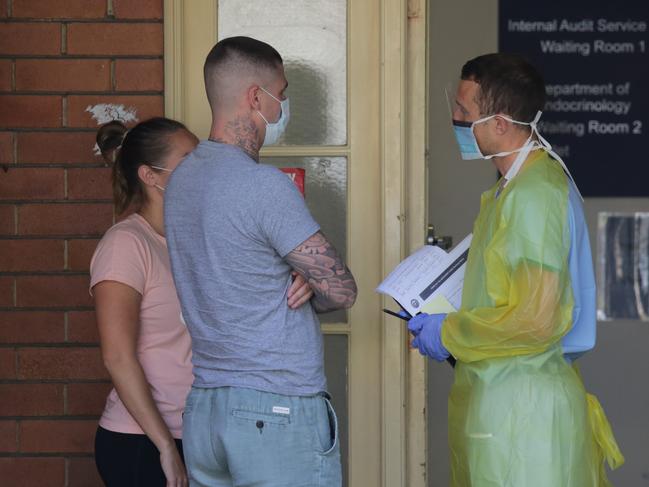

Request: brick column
left=0, top=1, right=164, bottom=485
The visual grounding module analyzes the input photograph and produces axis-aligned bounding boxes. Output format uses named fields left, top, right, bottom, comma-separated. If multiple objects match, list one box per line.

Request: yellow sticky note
left=421, top=295, right=456, bottom=314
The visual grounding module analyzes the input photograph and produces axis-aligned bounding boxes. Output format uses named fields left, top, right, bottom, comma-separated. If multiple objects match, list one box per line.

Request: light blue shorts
left=183, top=386, right=341, bottom=487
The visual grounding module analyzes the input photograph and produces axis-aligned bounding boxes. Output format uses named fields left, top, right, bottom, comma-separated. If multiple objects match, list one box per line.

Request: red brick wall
left=0, top=1, right=164, bottom=485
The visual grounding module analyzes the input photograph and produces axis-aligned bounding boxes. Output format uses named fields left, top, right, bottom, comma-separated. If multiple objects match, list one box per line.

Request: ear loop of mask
left=500, top=111, right=583, bottom=201
left=257, top=110, right=270, bottom=125
left=150, top=165, right=171, bottom=172
left=257, top=86, right=282, bottom=124
left=149, top=165, right=171, bottom=192
left=467, top=113, right=539, bottom=160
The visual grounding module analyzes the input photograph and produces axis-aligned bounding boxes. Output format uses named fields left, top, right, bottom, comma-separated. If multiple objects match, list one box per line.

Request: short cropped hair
left=461, top=53, right=545, bottom=123
left=204, top=36, right=283, bottom=106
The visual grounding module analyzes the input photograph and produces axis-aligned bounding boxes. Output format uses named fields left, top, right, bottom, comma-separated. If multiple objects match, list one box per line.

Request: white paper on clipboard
left=376, top=234, right=472, bottom=316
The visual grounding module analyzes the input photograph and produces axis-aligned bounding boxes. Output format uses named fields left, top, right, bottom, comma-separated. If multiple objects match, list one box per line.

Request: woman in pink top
left=90, top=117, right=317, bottom=486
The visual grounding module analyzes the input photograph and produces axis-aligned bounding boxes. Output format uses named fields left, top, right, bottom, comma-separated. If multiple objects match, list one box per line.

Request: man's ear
left=493, top=115, right=510, bottom=136
left=247, top=84, right=262, bottom=110
left=137, top=164, right=156, bottom=187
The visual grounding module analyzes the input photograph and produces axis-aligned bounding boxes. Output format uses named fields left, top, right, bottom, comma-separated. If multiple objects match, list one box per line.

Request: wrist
left=154, top=434, right=176, bottom=453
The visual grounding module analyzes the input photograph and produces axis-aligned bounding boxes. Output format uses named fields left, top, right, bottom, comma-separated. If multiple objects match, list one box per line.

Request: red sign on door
left=279, top=168, right=306, bottom=197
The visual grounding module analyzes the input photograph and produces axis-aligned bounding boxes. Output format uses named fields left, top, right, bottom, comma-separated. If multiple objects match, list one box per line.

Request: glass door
left=216, top=3, right=356, bottom=483
left=164, top=0, right=386, bottom=484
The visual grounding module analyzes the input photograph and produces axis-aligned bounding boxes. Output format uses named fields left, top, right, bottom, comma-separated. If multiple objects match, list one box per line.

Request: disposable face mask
left=452, top=121, right=483, bottom=160
left=452, top=113, right=540, bottom=161
left=257, top=87, right=290, bottom=146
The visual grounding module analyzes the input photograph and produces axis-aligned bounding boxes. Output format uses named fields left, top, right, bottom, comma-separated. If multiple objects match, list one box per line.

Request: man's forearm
left=309, top=273, right=357, bottom=312
left=285, top=231, right=358, bottom=312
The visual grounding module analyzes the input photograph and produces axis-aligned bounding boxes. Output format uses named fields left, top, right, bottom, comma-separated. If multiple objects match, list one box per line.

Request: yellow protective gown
left=442, top=150, right=623, bottom=486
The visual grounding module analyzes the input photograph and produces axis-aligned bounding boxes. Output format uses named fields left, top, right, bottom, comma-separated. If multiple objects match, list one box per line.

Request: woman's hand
left=287, top=271, right=314, bottom=309
left=159, top=441, right=188, bottom=487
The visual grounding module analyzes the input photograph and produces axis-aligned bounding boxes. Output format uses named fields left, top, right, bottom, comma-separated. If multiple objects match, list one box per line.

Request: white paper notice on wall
left=86, top=103, right=140, bottom=155
left=598, top=212, right=649, bottom=321
left=86, top=103, right=139, bottom=125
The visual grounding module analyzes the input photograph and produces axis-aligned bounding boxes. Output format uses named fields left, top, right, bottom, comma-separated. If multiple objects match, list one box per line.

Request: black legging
left=95, top=426, right=185, bottom=486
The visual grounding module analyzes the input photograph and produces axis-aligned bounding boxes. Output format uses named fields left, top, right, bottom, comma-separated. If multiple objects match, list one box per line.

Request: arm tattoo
left=285, top=231, right=358, bottom=312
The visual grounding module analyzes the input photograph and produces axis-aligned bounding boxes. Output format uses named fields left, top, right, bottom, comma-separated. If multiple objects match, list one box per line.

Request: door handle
left=426, top=224, right=452, bottom=250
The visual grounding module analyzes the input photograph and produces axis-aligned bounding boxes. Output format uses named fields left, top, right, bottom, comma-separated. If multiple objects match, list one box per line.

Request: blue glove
left=407, top=313, right=450, bottom=362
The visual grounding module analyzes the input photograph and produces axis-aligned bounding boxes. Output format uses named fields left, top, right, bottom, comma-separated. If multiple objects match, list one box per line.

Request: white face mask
left=257, top=87, right=290, bottom=146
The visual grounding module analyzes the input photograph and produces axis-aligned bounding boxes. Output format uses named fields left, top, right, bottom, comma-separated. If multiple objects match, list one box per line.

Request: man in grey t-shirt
left=165, top=36, right=357, bottom=487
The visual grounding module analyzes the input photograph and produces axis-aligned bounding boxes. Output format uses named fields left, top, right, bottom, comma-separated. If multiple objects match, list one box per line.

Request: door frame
left=163, top=1, right=427, bottom=485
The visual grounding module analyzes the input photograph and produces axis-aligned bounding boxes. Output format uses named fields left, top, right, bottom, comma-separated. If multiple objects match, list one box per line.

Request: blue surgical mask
left=257, top=87, right=290, bottom=146
left=452, top=120, right=482, bottom=160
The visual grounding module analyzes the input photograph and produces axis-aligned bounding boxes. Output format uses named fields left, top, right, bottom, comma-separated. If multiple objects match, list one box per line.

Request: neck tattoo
left=210, top=116, right=260, bottom=162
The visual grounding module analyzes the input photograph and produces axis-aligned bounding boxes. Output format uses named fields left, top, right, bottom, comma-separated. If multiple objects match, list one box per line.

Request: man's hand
left=408, top=313, right=450, bottom=362
left=287, top=271, right=314, bottom=309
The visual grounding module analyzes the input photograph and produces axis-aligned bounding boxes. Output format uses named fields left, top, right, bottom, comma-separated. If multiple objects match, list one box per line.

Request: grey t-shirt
left=164, top=141, right=325, bottom=396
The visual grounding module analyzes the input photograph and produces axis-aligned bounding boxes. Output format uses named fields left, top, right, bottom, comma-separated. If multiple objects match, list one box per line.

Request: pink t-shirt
left=90, top=213, right=193, bottom=438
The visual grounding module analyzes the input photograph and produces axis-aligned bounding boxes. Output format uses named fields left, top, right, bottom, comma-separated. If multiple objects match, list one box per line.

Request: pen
left=382, top=308, right=410, bottom=320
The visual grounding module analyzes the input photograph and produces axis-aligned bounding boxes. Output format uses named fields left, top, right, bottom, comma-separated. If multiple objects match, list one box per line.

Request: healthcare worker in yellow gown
left=408, top=53, right=623, bottom=486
